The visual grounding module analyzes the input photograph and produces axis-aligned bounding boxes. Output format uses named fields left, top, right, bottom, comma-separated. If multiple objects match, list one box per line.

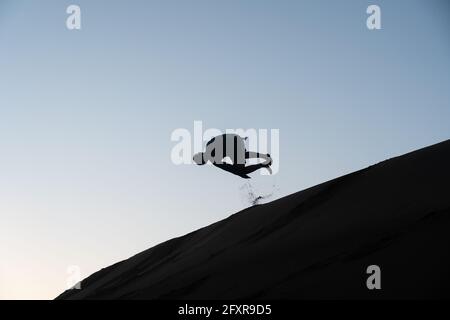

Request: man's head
left=193, top=152, right=206, bottom=165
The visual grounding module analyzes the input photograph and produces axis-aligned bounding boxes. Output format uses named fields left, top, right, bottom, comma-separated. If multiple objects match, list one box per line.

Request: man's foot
left=264, top=164, right=272, bottom=175
left=265, top=154, right=272, bottom=166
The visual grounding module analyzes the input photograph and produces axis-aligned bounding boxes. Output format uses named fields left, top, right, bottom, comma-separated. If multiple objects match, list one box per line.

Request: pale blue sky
left=0, top=0, right=449, bottom=299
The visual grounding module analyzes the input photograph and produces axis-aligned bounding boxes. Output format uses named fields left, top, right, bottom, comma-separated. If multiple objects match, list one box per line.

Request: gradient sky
left=1, top=0, right=449, bottom=299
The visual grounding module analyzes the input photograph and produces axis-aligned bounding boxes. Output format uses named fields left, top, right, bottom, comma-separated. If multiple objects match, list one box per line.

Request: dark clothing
left=205, top=134, right=246, bottom=165
left=203, top=134, right=272, bottom=179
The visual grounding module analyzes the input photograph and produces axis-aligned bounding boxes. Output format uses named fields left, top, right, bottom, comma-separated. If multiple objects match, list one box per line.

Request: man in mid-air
left=193, top=134, right=272, bottom=179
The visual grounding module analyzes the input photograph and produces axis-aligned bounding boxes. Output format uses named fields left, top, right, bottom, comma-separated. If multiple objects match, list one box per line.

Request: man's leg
left=241, top=163, right=272, bottom=176
left=245, top=151, right=272, bottom=165
left=214, top=162, right=271, bottom=178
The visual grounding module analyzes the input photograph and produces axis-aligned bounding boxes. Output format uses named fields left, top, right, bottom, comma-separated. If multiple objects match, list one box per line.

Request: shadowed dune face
left=57, top=140, right=450, bottom=300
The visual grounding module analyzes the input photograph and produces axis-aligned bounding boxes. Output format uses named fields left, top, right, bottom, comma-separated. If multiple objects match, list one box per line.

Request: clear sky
left=1, top=0, right=449, bottom=299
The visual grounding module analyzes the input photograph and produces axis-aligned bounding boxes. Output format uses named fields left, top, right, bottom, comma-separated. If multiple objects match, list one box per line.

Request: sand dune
left=57, top=140, right=450, bottom=299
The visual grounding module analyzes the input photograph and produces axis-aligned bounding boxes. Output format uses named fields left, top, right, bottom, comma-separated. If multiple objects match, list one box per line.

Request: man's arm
left=214, top=163, right=251, bottom=179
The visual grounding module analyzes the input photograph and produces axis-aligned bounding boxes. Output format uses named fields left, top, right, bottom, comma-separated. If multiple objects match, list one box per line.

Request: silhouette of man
left=193, top=134, right=272, bottom=179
